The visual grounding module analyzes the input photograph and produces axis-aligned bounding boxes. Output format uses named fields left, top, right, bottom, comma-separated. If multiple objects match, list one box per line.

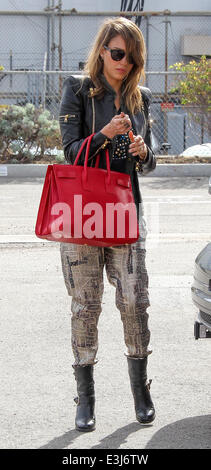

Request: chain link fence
left=0, top=10, right=210, bottom=154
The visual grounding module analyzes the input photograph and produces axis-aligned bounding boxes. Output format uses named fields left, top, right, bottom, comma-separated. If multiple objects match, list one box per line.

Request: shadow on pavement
left=39, top=429, right=81, bottom=449
left=38, top=421, right=152, bottom=449
left=37, top=415, right=211, bottom=449
left=145, top=415, right=211, bottom=449
left=91, top=422, right=153, bottom=449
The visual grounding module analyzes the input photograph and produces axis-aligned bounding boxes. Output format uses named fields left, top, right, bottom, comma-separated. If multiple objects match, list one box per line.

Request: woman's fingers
left=122, top=114, right=131, bottom=129
left=112, top=113, right=132, bottom=133
left=129, top=135, right=147, bottom=157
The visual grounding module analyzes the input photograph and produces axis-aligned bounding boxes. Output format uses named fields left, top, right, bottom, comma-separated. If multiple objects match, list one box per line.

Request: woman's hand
left=128, top=132, right=148, bottom=160
left=101, top=112, right=132, bottom=139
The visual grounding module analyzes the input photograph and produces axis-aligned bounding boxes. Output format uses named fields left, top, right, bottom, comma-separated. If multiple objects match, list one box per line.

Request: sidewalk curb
left=0, top=163, right=211, bottom=178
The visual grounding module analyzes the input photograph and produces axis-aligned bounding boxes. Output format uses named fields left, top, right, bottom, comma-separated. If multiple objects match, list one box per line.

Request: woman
left=59, top=17, right=156, bottom=432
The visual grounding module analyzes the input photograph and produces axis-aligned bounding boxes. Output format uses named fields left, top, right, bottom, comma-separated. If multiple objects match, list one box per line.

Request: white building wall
left=1, top=0, right=211, bottom=11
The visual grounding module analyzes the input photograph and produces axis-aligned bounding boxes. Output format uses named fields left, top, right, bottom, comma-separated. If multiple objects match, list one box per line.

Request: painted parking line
left=0, top=235, right=51, bottom=244
left=148, top=233, right=211, bottom=238
left=144, top=199, right=211, bottom=204
left=0, top=233, right=210, bottom=244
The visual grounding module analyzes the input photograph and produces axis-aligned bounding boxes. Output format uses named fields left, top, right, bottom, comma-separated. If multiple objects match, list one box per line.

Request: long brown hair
left=83, top=17, right=146, bottom=114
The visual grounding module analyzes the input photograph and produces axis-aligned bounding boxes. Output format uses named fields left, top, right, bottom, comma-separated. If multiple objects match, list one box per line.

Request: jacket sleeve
left=135, top=88, right=156, bottom=175
left=59, top=75, right=110, bottom=165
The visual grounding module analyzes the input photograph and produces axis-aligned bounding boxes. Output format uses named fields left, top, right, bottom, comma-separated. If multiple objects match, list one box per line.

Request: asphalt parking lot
left=0, top=175, right=211, bottom=450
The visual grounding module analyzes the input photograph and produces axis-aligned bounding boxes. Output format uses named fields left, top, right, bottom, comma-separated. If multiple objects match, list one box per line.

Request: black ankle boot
left=73, top=364, right=96, bottom=432
left=127, top=356, right=155, bottom=424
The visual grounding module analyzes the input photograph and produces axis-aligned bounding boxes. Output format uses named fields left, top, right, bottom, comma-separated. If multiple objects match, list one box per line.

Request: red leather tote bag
left=35, top=133, right=139, bottom=246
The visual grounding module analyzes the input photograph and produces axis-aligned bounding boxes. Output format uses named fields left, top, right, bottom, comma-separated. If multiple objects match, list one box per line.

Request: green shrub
left=169, top=55, right=211, bottom=135
left=0, top=104, right=63, bottom=162
left=55, top=150, right=65, bottom=163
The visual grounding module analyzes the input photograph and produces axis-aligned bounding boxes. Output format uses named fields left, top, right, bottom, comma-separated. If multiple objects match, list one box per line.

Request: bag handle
left=73, top=135, right=91, bottom=166
left=73, top=133, right=111, bottom=184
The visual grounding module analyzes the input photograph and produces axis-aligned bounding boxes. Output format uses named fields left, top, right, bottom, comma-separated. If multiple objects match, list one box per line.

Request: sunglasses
left=103, top=45, right=135, bottom=65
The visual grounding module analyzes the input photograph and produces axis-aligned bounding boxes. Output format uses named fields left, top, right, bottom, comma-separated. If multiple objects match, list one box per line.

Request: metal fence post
left=42, top=52, right=47, bottom=109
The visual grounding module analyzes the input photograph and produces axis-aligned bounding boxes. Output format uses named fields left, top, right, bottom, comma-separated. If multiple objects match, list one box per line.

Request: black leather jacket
left=59, top=74, right=156, bottom=219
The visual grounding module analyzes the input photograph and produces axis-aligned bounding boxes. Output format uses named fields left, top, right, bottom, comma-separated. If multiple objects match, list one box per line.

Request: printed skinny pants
left=59, top=210, right=152, bottom=366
